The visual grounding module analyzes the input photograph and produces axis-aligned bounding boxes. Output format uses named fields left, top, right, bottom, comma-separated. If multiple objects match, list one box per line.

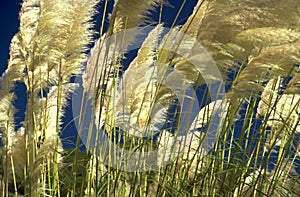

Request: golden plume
left=107, top=0, right=163, bottom=35
left=114, top=25, right=165, bottom=135
left=180, top=0, right=300, bottom=84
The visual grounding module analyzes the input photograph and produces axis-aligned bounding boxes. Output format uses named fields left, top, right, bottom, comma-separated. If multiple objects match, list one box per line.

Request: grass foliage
left=0, top=0, right=299, bottom=196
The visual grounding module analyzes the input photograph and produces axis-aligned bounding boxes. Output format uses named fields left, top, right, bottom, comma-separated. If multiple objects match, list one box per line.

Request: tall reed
left=0, top=0, right=299, bottom=196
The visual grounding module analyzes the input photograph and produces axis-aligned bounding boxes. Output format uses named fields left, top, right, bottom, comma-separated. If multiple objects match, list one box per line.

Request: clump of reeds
left=0, top=0, right=299, bottom=196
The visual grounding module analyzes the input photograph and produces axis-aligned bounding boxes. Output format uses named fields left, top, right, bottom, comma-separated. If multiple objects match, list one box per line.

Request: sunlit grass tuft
left=0, top=0, right=299, bottom=196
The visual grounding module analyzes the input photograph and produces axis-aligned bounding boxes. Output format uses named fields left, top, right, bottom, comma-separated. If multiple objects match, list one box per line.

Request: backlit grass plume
left=1, top=0, right=300, bottom=196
